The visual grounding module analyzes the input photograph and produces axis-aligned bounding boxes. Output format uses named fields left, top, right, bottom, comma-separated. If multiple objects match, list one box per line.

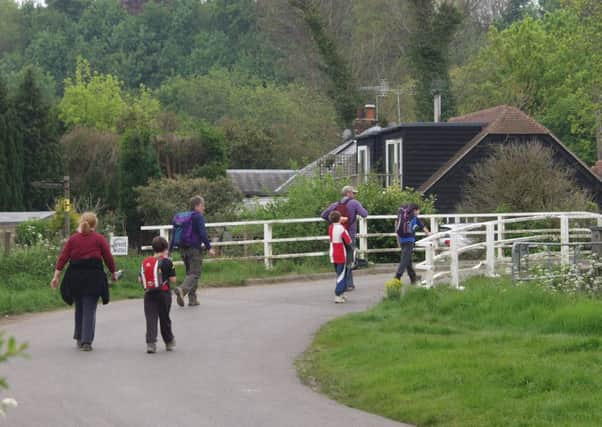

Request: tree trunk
left=596, top=86, right=602, bottom=162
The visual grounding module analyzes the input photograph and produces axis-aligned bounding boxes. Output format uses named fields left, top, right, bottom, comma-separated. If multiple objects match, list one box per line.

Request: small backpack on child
left=171, top=211, right=196, bottom=248
left=334, top=199, right=351, bottom=228
left=395, top=205, right=414, bottom=237
left=140, top=256, right=167, bottom=291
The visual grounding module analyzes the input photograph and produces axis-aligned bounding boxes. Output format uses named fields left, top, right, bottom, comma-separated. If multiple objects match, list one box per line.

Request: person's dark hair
left=329, top=210, right=341, bottom=223
left=407, top=203, right=420, bottom=212
left=190, top=195, right=205, bottom=211
left=152, top=236, right=169, bottom=253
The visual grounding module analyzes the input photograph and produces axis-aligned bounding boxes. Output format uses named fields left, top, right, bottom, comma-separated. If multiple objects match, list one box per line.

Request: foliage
left=453, top=7, right=602, bottom=163
left=134, top=176, right=243, bottom=225
left=15, top=220, right=51, bottom=247
left=119, top=129, right=161, bottom=234
left=188, top=125, right=228, bottom=179
left=13, top=67, right=63, bottom=210
left=384, top=277, right=402, bottom=299
left=289, top=0, right=359, bottom=127
left=458, top=141, right=595, bottom=212
left=59, top=58, right=161, bottom=133
left=408, top=0, right=462, bottom=121
left=530, top=255, right=602, bottom=297
left=60, top=127, right=120, bottom=209
left=0, top=77, right=24, bottom=210
left=48, top=199, right=80, bottom=237
left=157, top=69, right=340, bottom=169
left=0, top=331, right=27, bottom=403
left=299, top=276, right=602, bottom=426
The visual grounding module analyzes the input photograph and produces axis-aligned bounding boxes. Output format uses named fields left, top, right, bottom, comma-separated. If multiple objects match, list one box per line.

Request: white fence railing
left=141, top=212, right=602, bottom=279
left=415, top=211, right=602, bottom=288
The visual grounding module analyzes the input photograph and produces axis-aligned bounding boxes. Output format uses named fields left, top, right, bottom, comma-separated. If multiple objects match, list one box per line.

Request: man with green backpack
left=168, top=195, right=216, bottom=307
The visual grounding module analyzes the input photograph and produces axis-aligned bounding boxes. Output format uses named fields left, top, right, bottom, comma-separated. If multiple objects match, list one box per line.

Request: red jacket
left=56, top=232, right=116, bottom=273
left=328, top=223, right=351, bottom=264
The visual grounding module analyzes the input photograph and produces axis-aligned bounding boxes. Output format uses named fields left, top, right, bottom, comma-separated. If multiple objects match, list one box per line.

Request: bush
left=15, top=220, right=50, bottom=246
left=385, top=278, right=402, bottom=299
left=135, top=176, right=243, bottom=225
left=458, top=141, right=595, bottom=212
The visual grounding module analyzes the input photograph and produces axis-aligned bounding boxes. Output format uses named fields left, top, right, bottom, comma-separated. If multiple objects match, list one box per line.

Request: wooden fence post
left=359, top=216, right=368, bottom=261
left=560, top=215, right=570, bottom=266
left=263, top=223, right=273, bottom=270
left=4, top=231, right=11, bottom=256
left=486, top=222, right=495, bottom=277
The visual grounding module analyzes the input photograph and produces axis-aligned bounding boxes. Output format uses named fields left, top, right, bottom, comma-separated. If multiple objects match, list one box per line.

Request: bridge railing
left=415, top=212, right=602, bottom=288
left=140, top=211, right=602, bottom=273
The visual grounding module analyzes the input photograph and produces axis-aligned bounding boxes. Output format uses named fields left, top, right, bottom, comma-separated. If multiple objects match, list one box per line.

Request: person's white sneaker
left=334, top=295, right=346, bottom=303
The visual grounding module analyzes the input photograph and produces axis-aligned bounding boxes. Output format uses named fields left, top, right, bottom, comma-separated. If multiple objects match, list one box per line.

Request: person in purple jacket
left=321, top=185, right=368, bottom=291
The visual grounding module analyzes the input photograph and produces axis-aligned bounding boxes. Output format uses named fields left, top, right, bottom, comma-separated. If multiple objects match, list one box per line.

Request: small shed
left=227, top=169, right=296, bottom=207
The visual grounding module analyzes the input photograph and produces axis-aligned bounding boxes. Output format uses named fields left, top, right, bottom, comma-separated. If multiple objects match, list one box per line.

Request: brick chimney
left=353, top=104, right=377, bottom=135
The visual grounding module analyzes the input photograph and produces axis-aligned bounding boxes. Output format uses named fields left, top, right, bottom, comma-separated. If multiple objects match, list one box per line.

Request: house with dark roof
left=227, top=169, right=296, bottom=206
left=354, top=105, right=602, bottom=212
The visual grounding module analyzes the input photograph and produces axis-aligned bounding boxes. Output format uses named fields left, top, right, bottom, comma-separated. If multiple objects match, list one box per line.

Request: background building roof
left=227, top=169, right=296, bottom=197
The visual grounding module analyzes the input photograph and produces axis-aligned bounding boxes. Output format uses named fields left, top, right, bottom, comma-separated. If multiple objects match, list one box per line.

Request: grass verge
left=0, top=246, right=330, bottom=316
left=297, top=276, right=602, bottom=427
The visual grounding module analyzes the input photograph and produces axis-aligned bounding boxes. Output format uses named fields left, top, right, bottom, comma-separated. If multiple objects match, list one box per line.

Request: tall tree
left=408, top=0, right=462, bottom=122
left=0, top=78, right=24, bottom=210
left=119, top=129, right=160, bottom=234
left=290, top=0, right=359, bottom=127
left=14, top=68, right=62, bottom=210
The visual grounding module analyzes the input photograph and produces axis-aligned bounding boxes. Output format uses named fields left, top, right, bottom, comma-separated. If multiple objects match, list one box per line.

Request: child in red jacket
left=328, top=211, right=352, bottom=303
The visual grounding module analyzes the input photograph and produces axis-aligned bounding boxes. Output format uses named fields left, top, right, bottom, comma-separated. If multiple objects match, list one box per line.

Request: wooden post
left=560, top=215, right=570, bottom=266
left=424, top=241, right=434, bottom=288
left=359, top=216, right=368, bottom=261
left=497, top=216, right=504, bottom=260
left=486, top=222, right=495, bottom=277
left=63, top=176, right=70, bottom=238
left=263, top=223, right=273, bottom=270
left=4, top=231, right=11, bottom=256
left=450, top=231, right=460, bottom=288
left=430, top=217, right=438, bottom=234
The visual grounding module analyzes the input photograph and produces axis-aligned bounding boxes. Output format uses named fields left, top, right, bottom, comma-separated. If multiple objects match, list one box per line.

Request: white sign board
left=110, top=236, right=129, bottom=256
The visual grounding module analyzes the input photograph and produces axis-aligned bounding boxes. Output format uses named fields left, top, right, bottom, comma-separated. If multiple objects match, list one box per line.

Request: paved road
left=3, top=274, right=411, bottom=427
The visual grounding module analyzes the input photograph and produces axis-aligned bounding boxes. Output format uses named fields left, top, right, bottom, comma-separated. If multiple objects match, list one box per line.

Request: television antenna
left=359, top=79, right=415, bottom=124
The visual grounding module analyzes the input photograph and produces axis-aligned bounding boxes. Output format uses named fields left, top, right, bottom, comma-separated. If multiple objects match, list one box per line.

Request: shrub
left=48, top=199, right=80, bottom=237
left=458, top=141, right=595, bottom=212
left=385, top=278, right=402, bottom=299
left=15, top=220, right=50, bottom=246
left=135, top=176, right=243, bottom=225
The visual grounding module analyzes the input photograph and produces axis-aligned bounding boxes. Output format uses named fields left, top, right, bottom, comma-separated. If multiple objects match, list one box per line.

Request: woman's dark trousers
left=74, top=295, right=98, bottom=344
left=396, top=242, right=417, bottom=283
left=144, top=291, right=174, bottom=344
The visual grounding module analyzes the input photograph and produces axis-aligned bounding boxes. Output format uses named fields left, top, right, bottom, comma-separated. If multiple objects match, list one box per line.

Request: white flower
left=0, top=398, right=18, bottom=417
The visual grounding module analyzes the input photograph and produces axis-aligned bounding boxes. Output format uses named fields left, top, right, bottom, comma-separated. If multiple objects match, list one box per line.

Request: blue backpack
left=171, top=211, right=197, bottom=248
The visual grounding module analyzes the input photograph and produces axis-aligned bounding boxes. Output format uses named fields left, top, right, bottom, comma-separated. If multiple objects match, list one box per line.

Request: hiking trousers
left=334, top=264, right=347, bottom=296
left=144, top=291, right=174, bottom=344
left=396, top=242, right=417, bottom=283
left=74, top=295, right=98, bottom=345
left=180, top=247, right=203, bottom=302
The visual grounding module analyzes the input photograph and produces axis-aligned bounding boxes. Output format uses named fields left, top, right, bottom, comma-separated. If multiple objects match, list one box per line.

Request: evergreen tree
left=119, top=129, right=160, bottom=234
left=0, top=78, right=25, bottom=210
left=14, top=68, right=63, bottom=210
left=408, top=0, right=462, bottom=122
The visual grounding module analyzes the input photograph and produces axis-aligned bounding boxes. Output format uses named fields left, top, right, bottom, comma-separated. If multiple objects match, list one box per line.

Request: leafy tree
left=408, top=0, right=462, bottom=121
left=46, top=0, right=91, bottom=19
left=189, top=124, right=228, bottom=179
left=458, top=141, right=594, bottom=212
left=119, top=129, right=160, bottom=234
left=13, top=67, right=63, bottom=210
left=289, top=0, right=359, bottom=127
left=453, top=8, right=601, bottom=163
left=60, top=58, right=161, bottom=134
left=135, top=176, right=243, bottom=225
left=0, top=78, right=24, bottom=210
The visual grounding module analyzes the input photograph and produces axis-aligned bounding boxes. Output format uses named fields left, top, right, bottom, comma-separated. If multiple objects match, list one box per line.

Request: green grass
left=0, top=246, right=330, bottom=316
left=297, top=277, right=602, bottom=427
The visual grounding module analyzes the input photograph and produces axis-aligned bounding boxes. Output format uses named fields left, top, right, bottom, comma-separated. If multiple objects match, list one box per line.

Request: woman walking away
left=51, top=213, right=117, bottom=351
left=395, top=204, right=430, bottom=284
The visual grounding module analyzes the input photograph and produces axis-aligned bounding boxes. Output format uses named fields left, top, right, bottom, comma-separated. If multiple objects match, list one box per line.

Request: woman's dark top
left=57, top=232, right=115, bottom=305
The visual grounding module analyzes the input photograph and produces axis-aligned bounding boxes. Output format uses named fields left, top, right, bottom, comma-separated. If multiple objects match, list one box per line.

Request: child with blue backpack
left=395, top=203, right=430, bottom=283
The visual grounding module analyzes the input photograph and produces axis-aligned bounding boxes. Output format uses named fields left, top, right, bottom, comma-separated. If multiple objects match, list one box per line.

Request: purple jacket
left=321, top=197, right=368, bottom=240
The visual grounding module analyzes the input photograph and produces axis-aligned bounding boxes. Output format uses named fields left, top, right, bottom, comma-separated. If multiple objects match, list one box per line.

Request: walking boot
left=146, top=343, right=157, bottom=354
left=166, top=339, right=176, bottom=352
left=174, top=287, right=186, bottom=307
left=188, top=293, right=200, bottom=307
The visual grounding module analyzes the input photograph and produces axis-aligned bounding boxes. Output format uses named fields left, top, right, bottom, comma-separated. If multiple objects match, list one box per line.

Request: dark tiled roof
left=419, top=105, right=600, bottom=192
left=227, top=170, right=296, bottom=197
